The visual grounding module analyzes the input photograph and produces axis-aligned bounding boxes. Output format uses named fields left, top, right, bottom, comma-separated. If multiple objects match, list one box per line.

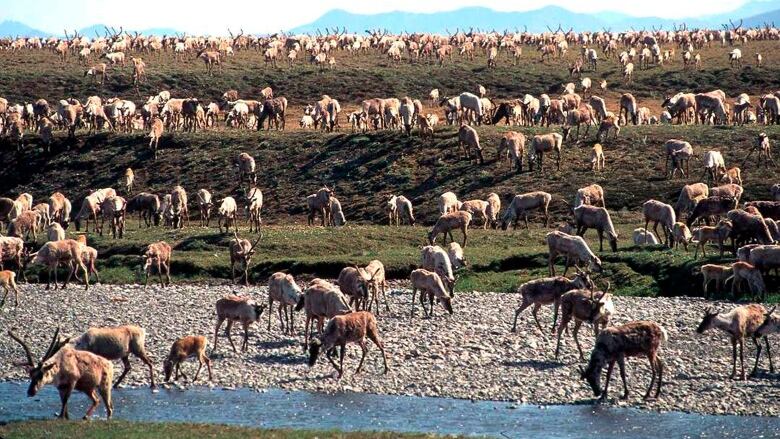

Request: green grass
left=18, top=220, right=777, bottom=302
left=0, top=420, right=446, bottom=439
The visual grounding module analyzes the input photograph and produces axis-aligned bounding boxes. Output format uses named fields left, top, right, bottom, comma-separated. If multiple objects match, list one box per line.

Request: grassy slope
left=0, top=420, right=443, bottom=439
left=1, top=40, right=780, bottom=109
left=4, top=125, right=780, bottom=223
left=2, top=43, right=780, bottom=301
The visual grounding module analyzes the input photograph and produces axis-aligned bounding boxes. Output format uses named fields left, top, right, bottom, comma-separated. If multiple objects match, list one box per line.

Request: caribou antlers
left=248, top=232, right=263, bottom=254
left=588, top=281, right=610, bottom=307
left=228, top=28, right=244, bottom=45
left=8, top=330, right=35, bottom=367
left=104, top=26, right=123, bottom=40
left=233, top=230, right=263, bottom=255
left=544, top=24, right=565, bottom=34
left=8, top=327, right=70, bottom=368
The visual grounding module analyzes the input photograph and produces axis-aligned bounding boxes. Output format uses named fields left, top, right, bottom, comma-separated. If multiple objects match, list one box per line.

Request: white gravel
left=0, top=282, right=778, bottom=416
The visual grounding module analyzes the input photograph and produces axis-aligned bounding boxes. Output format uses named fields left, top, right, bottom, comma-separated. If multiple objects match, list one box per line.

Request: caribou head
left=8, top=327, right=70, bottom=397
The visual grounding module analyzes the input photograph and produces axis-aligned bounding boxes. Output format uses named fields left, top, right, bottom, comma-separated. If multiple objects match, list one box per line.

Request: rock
left=0, top=285, right=772, bottom=416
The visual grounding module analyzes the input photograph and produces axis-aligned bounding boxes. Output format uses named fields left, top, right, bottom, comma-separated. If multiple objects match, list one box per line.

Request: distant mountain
left=74, top=24, right=181, bottom=38
left=606, top=1, right=780, bottom=32
left=604, top=17, right=708, bottom=32
left=743, top=8, right=780, bottom=27
left=137, top=28, right=182, bottom=37
left=0, top=20, right=48, bottom=38
left=289, top=2, right=780, bottom=34
left=2, top=1, right=780, bottom=38
left=0, top=22, right=182, bottom=39
left=288, top=6, right=610, bottom=34
left=708, top=0, right=780, bottom=24
left=77, top=24, right=110, bottom=38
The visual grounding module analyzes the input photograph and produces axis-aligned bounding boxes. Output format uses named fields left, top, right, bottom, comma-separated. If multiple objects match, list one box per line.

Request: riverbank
left=0, top=420, right=441, bottom=439
left=0, top=283, right=777, bottom=416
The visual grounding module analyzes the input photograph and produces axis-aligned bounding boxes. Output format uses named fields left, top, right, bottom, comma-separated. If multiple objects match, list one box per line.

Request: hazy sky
left=0, top=0, right=753, bottom=34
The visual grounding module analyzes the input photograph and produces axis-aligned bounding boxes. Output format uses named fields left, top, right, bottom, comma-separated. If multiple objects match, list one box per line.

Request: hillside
left=1, top=43, right=779, bottom=220
left=4, top=125, right=780, bottom=224
left=1, top=41, right=780, bottom=299
left=1, top=40, right=780, bottom=110
left=3, top=124, right=780, bottom=299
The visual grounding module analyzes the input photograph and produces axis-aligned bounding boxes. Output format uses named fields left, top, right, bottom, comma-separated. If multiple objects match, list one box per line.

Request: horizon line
left=0, top=2, right=774, bottom=37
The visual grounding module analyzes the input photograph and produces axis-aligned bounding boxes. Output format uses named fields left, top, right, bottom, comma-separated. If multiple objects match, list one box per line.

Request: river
left=1, top=382, right=778, bottom=438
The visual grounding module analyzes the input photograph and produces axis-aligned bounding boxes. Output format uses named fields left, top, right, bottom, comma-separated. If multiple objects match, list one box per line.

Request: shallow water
left=0, top=382, right=778, bottom=438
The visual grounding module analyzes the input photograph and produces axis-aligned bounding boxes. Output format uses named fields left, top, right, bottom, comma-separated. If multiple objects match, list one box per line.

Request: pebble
left=0, top=283, right=776, bottom=416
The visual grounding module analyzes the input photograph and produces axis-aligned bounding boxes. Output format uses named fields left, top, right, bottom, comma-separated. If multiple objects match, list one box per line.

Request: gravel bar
left=0, top=282, right=778, bottom=416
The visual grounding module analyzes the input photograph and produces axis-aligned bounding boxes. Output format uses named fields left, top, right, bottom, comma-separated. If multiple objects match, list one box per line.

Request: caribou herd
left=3, top=137, right=780, bottom=417
left=2, top=21, right=780, bottom=420
left=2, top=76, right=779, bottom=146
left=2, top=21, right=780, bottom=151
